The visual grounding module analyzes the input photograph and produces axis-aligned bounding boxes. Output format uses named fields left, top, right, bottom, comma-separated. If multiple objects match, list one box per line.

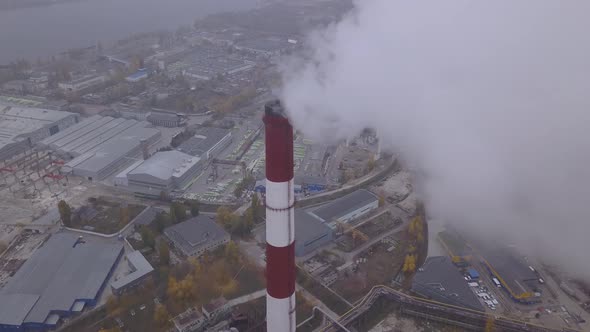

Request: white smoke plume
left=280, top=0, right=590, bottom=277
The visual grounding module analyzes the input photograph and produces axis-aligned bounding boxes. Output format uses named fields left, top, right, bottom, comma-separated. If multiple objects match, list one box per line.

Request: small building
left=125, top=69, right=148, bottom=83
left=177, top=127, right=232, bottom=160
left=467, top=268, right=480, bottom=280
left=309, top=189, right=378, bottom=226
left=126, top=150, right=202, bottom=197
left=164, top=216, right=230, bottom=258
left=171, top=306, right=205, bottom=332
left=111, top=251, right=154, bottom=295
left=202, top=296, right=229, bottom=321
left=147, top=111, right=185, bottom=127
left=131, top=206, right=162, bottom=228
left=295, top=209, right=334, bottom=257
left=412, top=256, right=484, bottom=311
left=58, top=75, right=106, bottom=93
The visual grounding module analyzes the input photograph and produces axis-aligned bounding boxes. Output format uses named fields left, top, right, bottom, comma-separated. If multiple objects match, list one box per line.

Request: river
left=0, top=0, right=258, bottom=64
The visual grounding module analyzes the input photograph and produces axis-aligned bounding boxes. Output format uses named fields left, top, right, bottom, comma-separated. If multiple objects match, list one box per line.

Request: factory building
left=39, top=115, right=161, bottom=181
left=147, top=111, right=185, bottom=127
left=164, top=215, right=230, bottom=257
left=172, top=307, right=206, bottom=332
left=0, top=104, right=79, bottom=161
left=437, top=229, right=473, bottom=267
left=480, top=247, right=542, bottom=303
left=124, top=150, right=202, bottom=197
left=294, top=209, right=334, bottom=257
left=58, top=75, right=106, bottom=93
left=412, top=256, right=484, bottom=312
left=177, top=127, right=232, bottom=160
left=111, top=251, right=154, bottom=296
left=295, top=175, right=328, bottom=193
left=0, top=233, right=123, bottom=331
left=310, top=189, right=378, bottom=227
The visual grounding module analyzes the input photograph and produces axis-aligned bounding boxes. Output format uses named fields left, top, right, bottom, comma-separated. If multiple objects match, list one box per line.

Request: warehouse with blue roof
left=0, top=233, right=123, bottom=331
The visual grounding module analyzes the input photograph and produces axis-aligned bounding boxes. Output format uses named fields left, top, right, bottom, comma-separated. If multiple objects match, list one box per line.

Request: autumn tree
left=225, top=241, right=240, bottom=265
left=485, top=316, right=495, bottom=332
left=154, top=304, right=170, bottom=327
left=217, top=206, right=234, bottom=228
left=58, top=200, right=72, bottom=227
left=190, top=201, right=200, bottom=217
left=140, top=226, right=155, bottom=249
left=119, top=205, right=130, bottom=227
left=366, top=155, right=376, bottom=172
left=171, top=202, right=187, bottom=223
left=105, top=295, right=121, bottom=316
left=169, top=204, right=177, bottom=224
left=402, top=254, right=417, bottom=274
left=159, top=241, right=170, bottom=266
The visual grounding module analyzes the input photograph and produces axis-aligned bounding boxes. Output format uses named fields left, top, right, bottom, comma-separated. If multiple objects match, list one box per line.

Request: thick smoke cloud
left=280, top=0, right=590, bottom=277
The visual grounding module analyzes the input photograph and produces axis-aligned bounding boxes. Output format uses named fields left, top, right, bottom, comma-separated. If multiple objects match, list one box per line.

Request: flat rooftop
left=0, top=104, right=75, bottom=148
left=295, top=209, right=332, bottom=246
left=0, top=233, right=123, bottom=326
left=311, top=189, right=377, bottom=222
left=177, top=127, right=231, bottom=157
left=481, top=247, right=539, bottom=297
left=164, top=216, right=229, bottom=256
left=111, top=251, right=154, bottom=291
left=438, top=230, right=472, bottom=257
left=128, top=150, right=200, bottom=181
left=412, top=256, right=484, bottom=311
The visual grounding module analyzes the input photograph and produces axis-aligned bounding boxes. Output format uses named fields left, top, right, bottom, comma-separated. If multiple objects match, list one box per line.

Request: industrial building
left=123, top=150, right=202, bottom=197
left=437, top=229, right=473, bottom=266
left=164, top=216, right=230, bottom=257
left=182, top=58, right=254, bottom=80
left=295, top=175, right=328, bottom=193
left=0, top=233, right=123, bottom=331
left=0, top=104, right=79, bottom=161
left=295, top=209, right=334, bottom=257
left=177, top=127, right=232, bottom=160
left=480, top=247, right=541, bottom=303
left=39, top=115, right=161, bottom=181
left=172, top=307, right=206, bottom=332
left=58, top=75, right=106, bottom=93
left=309, top=189, right=378, bottom=227
left=147, top=111, right=185, bottom=127
left=111, top=251, right=154, bottom=295
left=412, top=256, right=484, bottom=312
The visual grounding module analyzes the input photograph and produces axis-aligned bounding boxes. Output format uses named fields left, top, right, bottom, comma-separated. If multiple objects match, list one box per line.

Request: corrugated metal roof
left=412, top=256, right=484, bottom=311
left=0, top=233, right=123, bottom=325
left=0, top=294, right=39, bottom=326
left=177, top=127, right=231, bottom=157
left=164, top=216, right=229, bottom=256
left=128, top=150, right=200, bottom=181
left=311, top=189, right=377, bottom=222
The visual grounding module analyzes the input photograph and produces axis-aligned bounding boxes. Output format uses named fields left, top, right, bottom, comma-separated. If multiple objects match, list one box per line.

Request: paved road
left=228, top=289, right=266, bottom=307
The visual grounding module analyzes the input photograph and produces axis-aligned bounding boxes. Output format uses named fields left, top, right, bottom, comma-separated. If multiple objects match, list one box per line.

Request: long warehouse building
left=0, top=104, right=78, bottom=161
left=38, top=115, right=161, bottom=181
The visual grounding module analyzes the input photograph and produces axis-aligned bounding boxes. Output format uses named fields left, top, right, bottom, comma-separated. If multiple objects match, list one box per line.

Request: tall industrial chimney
left=263, top=100, right=296, bottom=331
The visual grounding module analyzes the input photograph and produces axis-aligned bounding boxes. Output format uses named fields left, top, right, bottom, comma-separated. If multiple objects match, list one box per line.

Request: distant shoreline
left=0, top=0, right=85, bottom=11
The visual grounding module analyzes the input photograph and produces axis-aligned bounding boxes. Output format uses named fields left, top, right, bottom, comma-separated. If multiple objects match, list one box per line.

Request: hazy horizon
left=0, top=0, right=257, bottom=64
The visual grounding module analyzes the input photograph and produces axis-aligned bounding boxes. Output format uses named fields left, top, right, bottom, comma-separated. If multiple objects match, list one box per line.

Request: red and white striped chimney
left=264, top=100, right=296, bottom=332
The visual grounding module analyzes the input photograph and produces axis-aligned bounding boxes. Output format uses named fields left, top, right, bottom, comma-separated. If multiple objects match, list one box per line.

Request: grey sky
left=281, top=1, right=590, bottom=277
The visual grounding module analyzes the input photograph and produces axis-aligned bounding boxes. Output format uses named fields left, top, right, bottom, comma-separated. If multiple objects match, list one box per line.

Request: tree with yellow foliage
left=154, top=304, right=170, bottom=327
left=402, top=254, right=417, bottom=274
left=225, top=241, right=240, bottom=266
left=485, top=316, right=495, bottom=332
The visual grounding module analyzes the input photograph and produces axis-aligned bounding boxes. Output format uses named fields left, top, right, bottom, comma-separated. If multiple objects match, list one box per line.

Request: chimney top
left=264, top=99, right=286, bottom=118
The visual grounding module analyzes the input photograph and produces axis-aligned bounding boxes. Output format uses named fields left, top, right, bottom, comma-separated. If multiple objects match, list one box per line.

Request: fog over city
left=281, top=0, right=590, bottom=277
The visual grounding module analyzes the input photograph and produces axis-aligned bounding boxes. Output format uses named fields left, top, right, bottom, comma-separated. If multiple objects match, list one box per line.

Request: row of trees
left=216, top=195, right=262, bottom=237
left=403, top=216, right=425, bottom=275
